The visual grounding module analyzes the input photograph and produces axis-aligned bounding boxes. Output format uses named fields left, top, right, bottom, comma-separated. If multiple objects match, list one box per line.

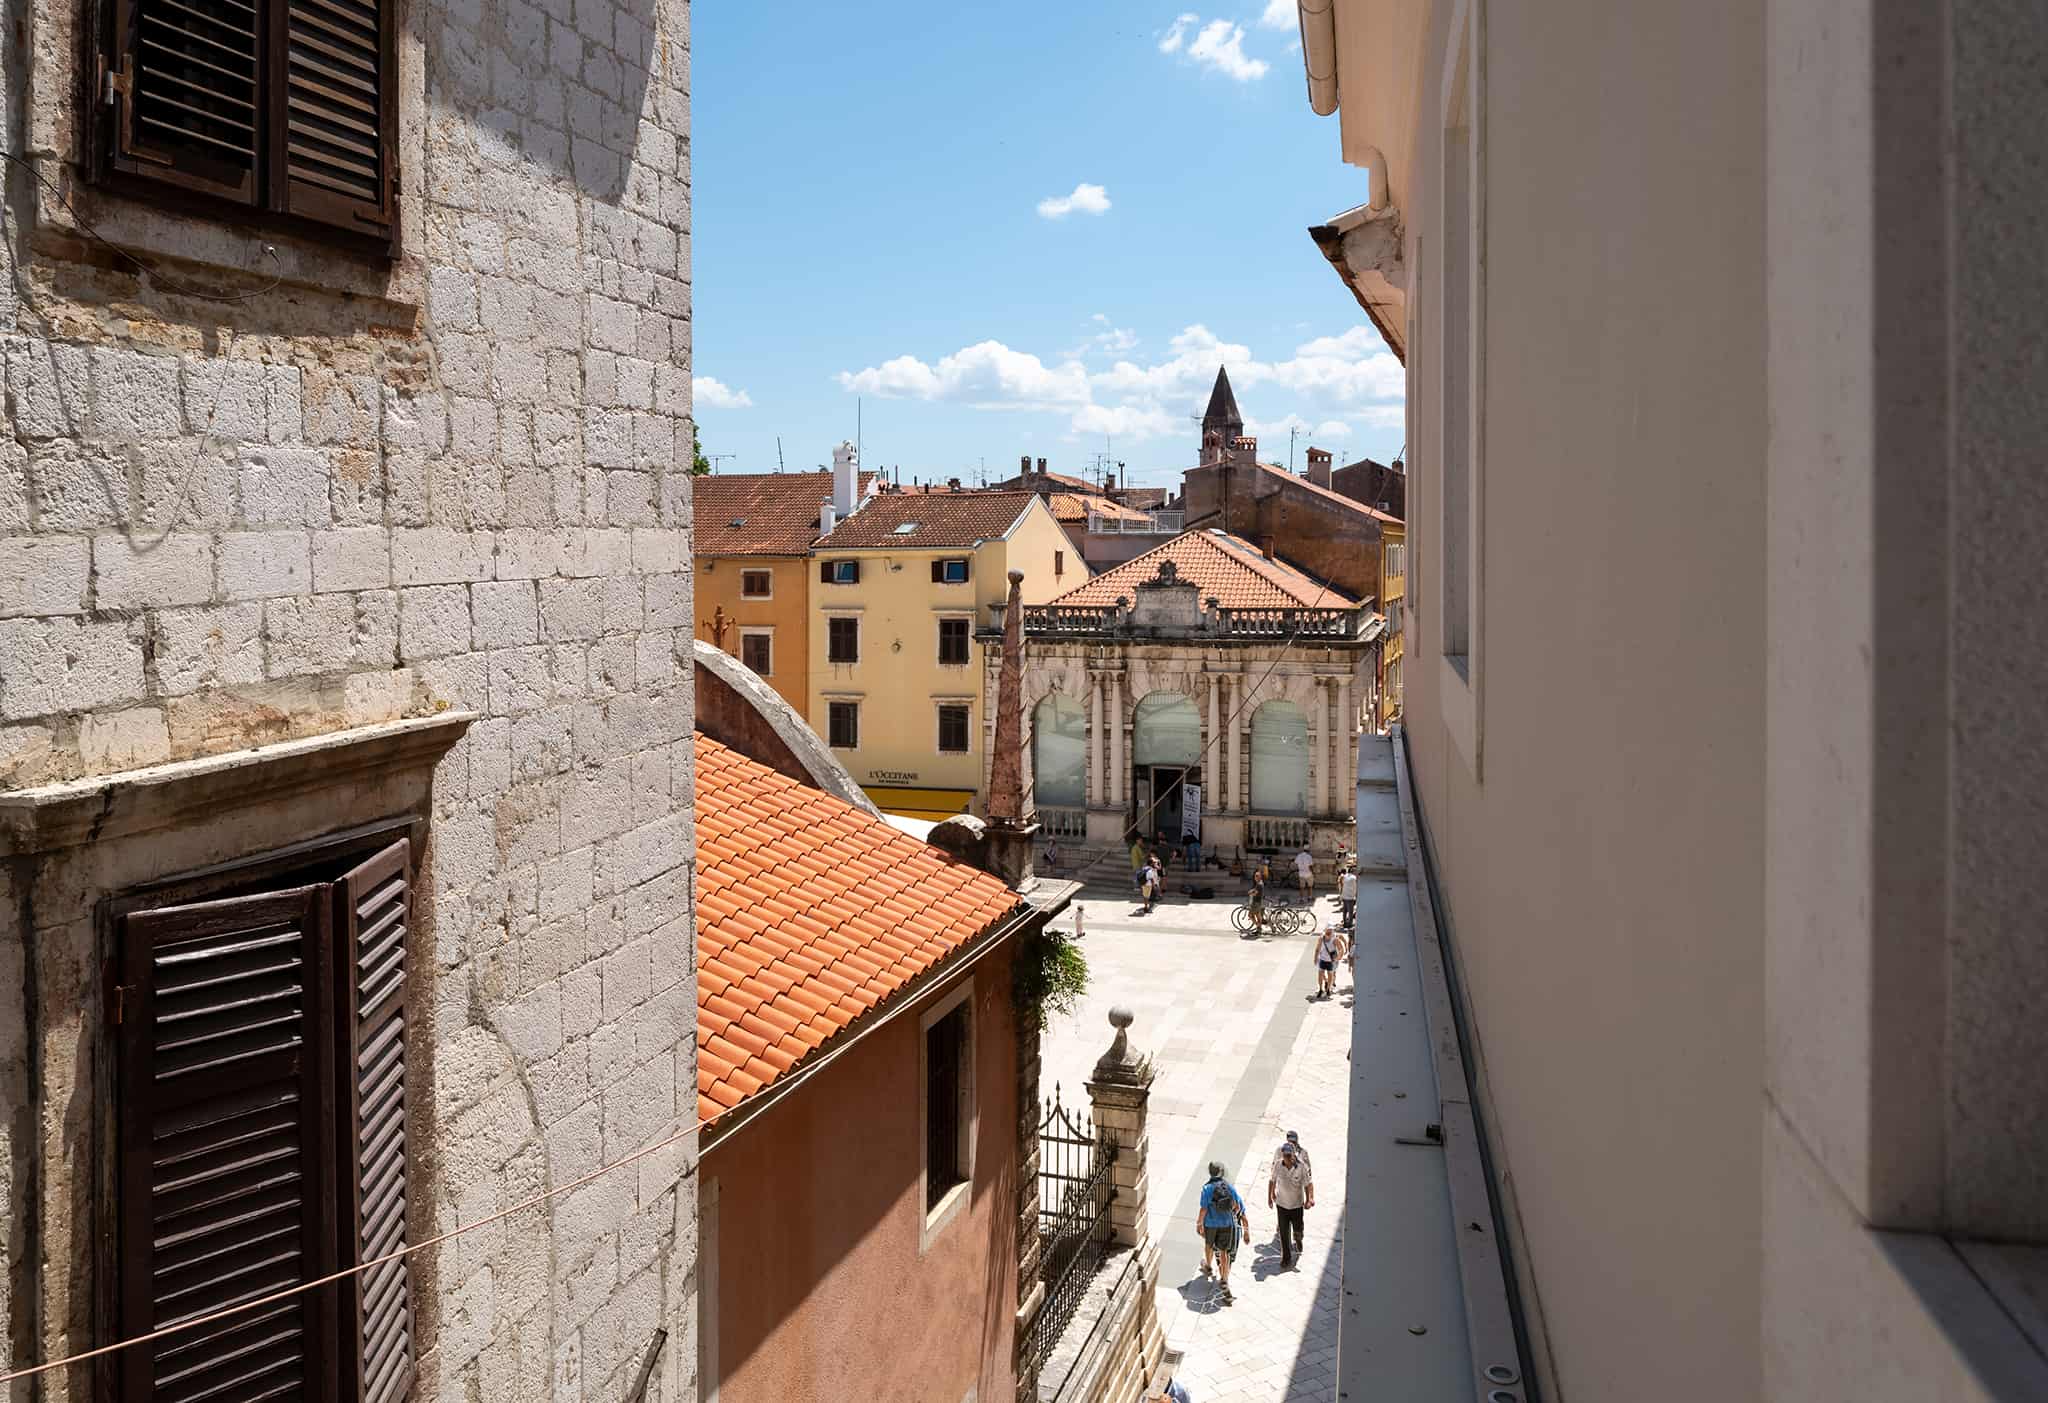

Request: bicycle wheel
left=1231, top=905, right=1254, bottom=934
left=1283, top=906, right=1315, bottom=937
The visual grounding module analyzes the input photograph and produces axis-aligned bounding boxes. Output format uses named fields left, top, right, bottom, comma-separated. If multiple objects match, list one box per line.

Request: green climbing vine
left=1014, top=925, right=1089, bottom=1031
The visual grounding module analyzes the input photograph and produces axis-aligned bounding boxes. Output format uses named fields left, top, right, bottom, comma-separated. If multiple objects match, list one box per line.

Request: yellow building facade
left=806, top=491, right=1070, bottom=818
left=1378, top=520, right=1406, bottom=729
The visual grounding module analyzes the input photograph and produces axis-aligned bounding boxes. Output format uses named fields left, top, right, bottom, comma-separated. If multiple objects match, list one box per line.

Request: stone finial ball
left=1009, top=568, right=1026, bottom=584
left=1108, top=1006, right=1135, bottom=1031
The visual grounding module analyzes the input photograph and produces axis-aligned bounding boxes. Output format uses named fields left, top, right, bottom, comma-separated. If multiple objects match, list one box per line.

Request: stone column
left=1222, top=675, right=1239, bottom=812
left=1309, top=679, right=1326, bottom=817
left=1204, top=674, right=1219, bottom=799
left=1336, top=675, right=1353, bottom=792
left=1085, top=1007, right=1155, bottom=1250
left=1109, top=671, right=1126, bottom=813
left=1088, top=670, right=1104, bottom=809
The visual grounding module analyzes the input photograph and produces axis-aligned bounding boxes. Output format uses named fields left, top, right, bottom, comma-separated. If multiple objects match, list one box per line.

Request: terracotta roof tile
left=694, top=471, right=878, bottom=556
left=1046, top=493, right=1149, bottom=525
left=1252, top=461, right=1401, bottom=525
left=1045, top=528, right=1361, bottom=610
left=693, top=733, right=1021, bottom=1128
left=813, top=491, right=1042, bottom=550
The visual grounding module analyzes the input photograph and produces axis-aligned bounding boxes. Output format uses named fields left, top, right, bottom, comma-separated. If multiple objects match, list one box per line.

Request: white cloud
left=837, top=324, right=1399, bottom=446
left=693, top=376, right=752, bottom=410
left=1186, top=19, right=1269, bottom=80
left=1159, top=12, right=1197, bottom=52
left=1259, top=0, right=1297, bottom=28
left=835, top=341, right=1091, bottom=409
left=1037, top=182, right=1112, bottom=219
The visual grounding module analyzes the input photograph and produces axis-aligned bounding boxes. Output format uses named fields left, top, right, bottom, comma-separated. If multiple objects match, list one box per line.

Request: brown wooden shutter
left=277, top=0, right=395, bottom=236
left=117, top=886, right=339, bottom=1403
left=821, top=561, right=833, bottom=584
left=335, top=838, right=415, bottom=1403
left=930, top=560, right=944, bottom=584
left=107, top=0, right=265, bottom=203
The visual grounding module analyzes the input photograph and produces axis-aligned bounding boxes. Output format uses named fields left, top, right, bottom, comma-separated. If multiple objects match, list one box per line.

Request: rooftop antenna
left=1289, top=424, right=1302, bottom=472
left=707, top=453, right=737, bottom=471
left=856, top=399, right=863, bottom=465
left=776, top=436, right=785, bottom=473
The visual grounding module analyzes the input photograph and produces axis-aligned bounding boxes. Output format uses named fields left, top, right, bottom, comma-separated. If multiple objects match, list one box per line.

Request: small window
left=828, top=701, right=860, bottom=749
left=1055, top=550, right=1065, bottom=578
left=937, top=703, right=970, bottom=754
left=827, top=616, right=860, bottom=664
left=937, top=617, right=970, bottom=666
left=820, top=560, right=861, bottom=585
left=930, top=558, right=970, bottom=584
left=740, top=570, right=772, bottom=599
left=741, top=630, right=772, bottom=676
left=892, top=523, right=919, bottom=537
left=925, top=999, right=971, bottom=1211
left=94, top=0, right=399, bottom=251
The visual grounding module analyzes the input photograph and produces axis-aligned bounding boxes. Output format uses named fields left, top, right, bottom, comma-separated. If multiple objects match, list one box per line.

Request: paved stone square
left=1042, top=877, right=1356, bottom=1403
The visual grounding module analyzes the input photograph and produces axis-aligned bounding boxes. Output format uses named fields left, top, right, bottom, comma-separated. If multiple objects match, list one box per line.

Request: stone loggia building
left=0, top=0, right=699, bottom=1396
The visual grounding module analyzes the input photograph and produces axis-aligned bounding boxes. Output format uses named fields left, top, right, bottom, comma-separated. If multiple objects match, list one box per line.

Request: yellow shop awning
left=862, top=786, right=974, bottom=822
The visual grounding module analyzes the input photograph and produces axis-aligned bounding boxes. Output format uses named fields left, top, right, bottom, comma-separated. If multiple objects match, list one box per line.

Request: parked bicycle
left=1232, top=898, right=1313, bottom=937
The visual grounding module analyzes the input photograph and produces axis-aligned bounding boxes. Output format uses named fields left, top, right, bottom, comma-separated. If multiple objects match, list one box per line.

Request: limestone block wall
left=0, top=0, right=698, bottom=1393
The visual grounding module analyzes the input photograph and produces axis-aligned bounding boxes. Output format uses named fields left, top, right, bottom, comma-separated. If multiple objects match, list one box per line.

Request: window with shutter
left=336, top=839, right=414, bottom=1403
left=111, top=828, right=419, bottom=1403
left=116, top=886, right=341, bottom=1403
left=98, top=0, right=396, bottom=247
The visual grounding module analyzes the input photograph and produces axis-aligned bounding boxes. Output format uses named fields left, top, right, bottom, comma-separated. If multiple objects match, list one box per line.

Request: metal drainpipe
left=1299, top=0, right=1339, bottom=116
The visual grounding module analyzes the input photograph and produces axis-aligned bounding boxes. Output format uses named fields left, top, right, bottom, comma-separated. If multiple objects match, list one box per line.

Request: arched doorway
left=1032, top=695, right=1087, bottom=826
left=1250, top=700, right=1310, bottom=816
left=1132, top=691, right=1201, bottom=843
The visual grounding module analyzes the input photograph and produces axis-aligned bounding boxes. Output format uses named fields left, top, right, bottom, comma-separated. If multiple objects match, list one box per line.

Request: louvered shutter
left=336, top=839, right=415, bottom=1403
left=117, top=887, right=339, bottom=1403
left=107, top=0, right=265, bottom=203
left=821, top=561, right=833, bottom=584
left=930, top=560, right=944, bottom=584
left=277, top=0, right=395, bottom=236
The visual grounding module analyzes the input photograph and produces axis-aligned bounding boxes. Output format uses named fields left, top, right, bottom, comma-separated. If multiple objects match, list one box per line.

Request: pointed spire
left=987, top=569, right=1028, bottom=824
left=1201, top=365, right=1243, bottom=434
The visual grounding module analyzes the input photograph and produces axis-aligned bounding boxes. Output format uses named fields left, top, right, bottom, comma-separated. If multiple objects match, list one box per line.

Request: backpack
left=1206, top=1180, right=1236, bottom=1222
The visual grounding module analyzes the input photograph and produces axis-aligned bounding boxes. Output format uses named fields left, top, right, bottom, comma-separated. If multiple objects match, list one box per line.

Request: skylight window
left=892, top=523, right=919, bottom=536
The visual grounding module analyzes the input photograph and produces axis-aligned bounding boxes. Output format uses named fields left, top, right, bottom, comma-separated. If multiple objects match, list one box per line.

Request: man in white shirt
left=1338, top=865, right=1358, bottom=927
left=1314, top=925, right=1347, bottom=998
left=1267, top=1140, right=1314, bottom=1269
left=1294, top=845, right=1314, bottom=900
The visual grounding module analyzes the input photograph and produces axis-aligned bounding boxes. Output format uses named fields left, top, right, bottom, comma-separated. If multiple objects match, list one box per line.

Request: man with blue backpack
left=1195, top=1160, right=1250, bottom=1303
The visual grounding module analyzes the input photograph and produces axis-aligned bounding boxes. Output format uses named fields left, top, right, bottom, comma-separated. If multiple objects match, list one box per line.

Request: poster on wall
left=1182, top=783, right=1202, bottom=838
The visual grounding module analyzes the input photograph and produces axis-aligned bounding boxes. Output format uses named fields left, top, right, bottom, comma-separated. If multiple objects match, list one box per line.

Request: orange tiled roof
left=994, top=469, right=1102, bottom=493
left=694, top=471, right=877, bottom=556
left=1047, top=493, right=1149, bottom=524
left=693, top=733, right=1022, bottom=1126
left=1045, top=529, right=1361, bottom=610
left=814, top=490, right=1041, bottom=550
left=1253, top=461, right=1401, bottom=525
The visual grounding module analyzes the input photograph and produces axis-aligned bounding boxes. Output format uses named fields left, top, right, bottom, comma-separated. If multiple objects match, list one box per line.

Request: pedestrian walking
left=1294, top=844, right=1315, bottom=900
left=1130, top=834, right=1147, bottom=880
left=1267, top=1140, right=1314, bottom=1268
left=1338, top=864, right=1358, bottom=926
left=1044, top=838, right=1061, bottom=872
left=1143, top=860, right=1162, bottom=914
left=1244, top=867, right=1267, bottom=938
left=1270, top=1129, right=1312, bottom=1177
left=1196, top=1161, right=1249, bottom=1303
left=1314, top=925, right=1345, bottom=998
left=1183, top=830, right=1201, bottom=870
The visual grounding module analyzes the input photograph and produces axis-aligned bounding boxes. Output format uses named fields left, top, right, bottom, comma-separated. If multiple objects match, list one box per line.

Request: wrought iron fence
left=1022, top=1086, right=1118, bottom=1379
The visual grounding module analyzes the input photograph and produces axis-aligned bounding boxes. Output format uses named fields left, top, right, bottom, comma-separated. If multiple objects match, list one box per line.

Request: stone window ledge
left=0, top=713, right=475, bottom=856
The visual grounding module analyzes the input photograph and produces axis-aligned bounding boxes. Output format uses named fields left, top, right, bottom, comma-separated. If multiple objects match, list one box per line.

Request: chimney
left=820, top=501, right=837, bottom=536
left=1306, top=446, right=1333, bottom=488
left=1262, top=536, right=1276, bottom=560
left=947, top=476, right=962, bottom=491
left=1036, top=457, right=1048, bottom=478
left=1020, top=454, right=1032, bottom=477
left=832, top=442, right=858, bottom=519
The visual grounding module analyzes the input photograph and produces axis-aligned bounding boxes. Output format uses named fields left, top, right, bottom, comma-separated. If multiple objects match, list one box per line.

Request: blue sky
left=689, top=2, right=1403, bottom=491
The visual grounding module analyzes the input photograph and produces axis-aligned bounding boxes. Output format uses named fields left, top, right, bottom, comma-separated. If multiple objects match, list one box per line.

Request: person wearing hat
left=1196, top=1161, right=1249, bottom=1303
left=1271, top=1129, right=1312, bottom=1177
left=1268, top=1139, right=1315, bottom=1269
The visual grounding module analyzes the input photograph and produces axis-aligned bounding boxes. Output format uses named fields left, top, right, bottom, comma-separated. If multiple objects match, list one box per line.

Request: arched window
left=1032, top=695, right=1087, bottom=809
left=1133, top=692, right=1200, bottom=768
left=1250, top=700, right=1309, bottom=815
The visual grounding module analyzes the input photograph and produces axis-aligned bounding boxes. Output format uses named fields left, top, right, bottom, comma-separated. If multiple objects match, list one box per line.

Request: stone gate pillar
left=1086, top=1007, right=1155, bottom=1249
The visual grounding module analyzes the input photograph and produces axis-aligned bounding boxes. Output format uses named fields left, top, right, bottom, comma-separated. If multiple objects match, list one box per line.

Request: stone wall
left=0, top=0, right=698, bottom=1393
left=1179, top=462, right=1384, bottom=604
